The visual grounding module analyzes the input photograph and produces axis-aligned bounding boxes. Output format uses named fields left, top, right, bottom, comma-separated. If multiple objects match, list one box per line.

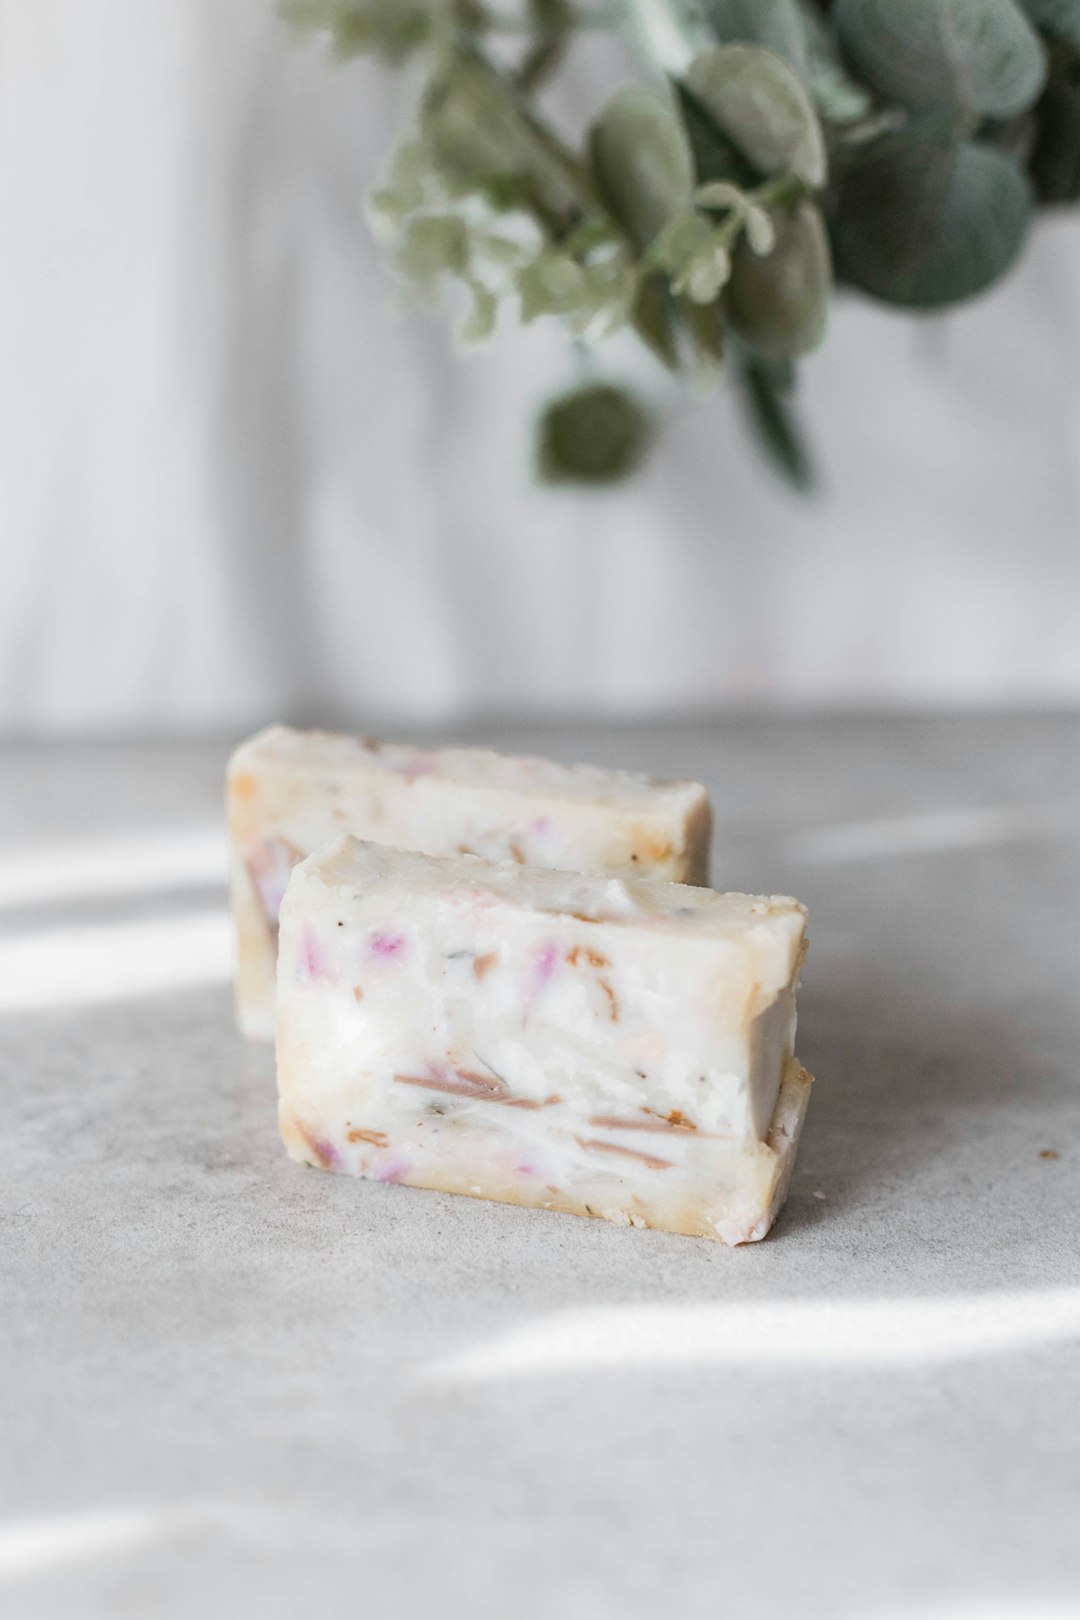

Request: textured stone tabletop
left=2, top=715, right=1079, bottom=1620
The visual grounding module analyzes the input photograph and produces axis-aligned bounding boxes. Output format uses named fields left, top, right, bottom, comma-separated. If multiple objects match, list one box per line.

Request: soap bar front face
left=228, top=726, right=713, bottom=1040
left=276, top=839, right=810, bottom=1245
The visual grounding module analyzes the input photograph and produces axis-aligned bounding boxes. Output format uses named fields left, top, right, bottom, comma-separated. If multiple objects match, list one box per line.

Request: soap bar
left=276, top=837, right=811, bottom=1245
left=228, top=725, right=713, bottom=1040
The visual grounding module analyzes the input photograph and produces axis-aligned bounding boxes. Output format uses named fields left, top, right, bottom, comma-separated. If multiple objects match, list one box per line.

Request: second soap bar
left=228, top=725, right=713, bottom=1039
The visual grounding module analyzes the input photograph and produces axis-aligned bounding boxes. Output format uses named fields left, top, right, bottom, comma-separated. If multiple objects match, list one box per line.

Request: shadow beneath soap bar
left=780, top=959, right=1072, bottom=1255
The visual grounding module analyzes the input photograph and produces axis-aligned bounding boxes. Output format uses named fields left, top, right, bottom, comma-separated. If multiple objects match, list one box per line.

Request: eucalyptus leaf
left=1031, top=77, right=1080, bottom=200
left=698, top=0, right=872, bottom=123
left=834, top=127, right=1034, bottom=306
left=738, top=354, right=815, bottom=490
left=833, top=0, right=1047, bottom=119
left=537, top=384, right=653, bottom=484
left=795, top=0, right=874, bottom=123
left=516, top=0, right=577, bottom=90
left=632, top=272, right=681, bottom=369
left=589, top=88, right=696, bottom=248
left=396, top=214, right=470, bottom=281
left=675, top=82, right=758, bottom=187
left=727, top=200, right=832, bottom=357
left=679, top=293, right=727, bottom=364
left=685, top=44, right=828, bottom=187
left=1019, top=0, right=1080, bottom=46
left=423, top=53, right=586, bottom=225
left=281, top=0, right=434, bottom=61
left=698, top=0, right=810, bottom=70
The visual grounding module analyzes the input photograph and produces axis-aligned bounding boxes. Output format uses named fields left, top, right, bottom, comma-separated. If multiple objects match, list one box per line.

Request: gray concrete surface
left=1, top=715, right=1078, bottom=1620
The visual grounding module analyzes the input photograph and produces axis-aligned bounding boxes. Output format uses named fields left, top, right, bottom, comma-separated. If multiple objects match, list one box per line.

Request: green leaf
left=795, top=1, right=874, bottom=123
left=698, top=0, right=811, bottom=69
left=834, top=124, right=1035, bottom=306
left=651, top=214, right=733, bottom=301
left=517, top=0, right=577, bottom=91
left=833, top=0, right=1047, bottom=119
left=589, top=88, right=696, bottom=249
left=728, top=200, right=832, bottom=358
left=395, top=215, right=470, bottom=281
left=738, top=354, right=815, bottom=491
left=1019, top=0, right=1080, bottom=47
left=280, top=0, right=434, bottom=62
left=685, top=45, right=828, bottom=187
left=678, top=293, right=727, bottom=365
left=698, top=0, right=872, bottom=124
left=631, top=273, right=681, bottom=369
left=517, top=254, right=590, bottom=322
left=674, top=82, right=758, bottom=187
left=537, top=384, right=653, bottom=484
left=1031, top=77, right=1080, bottom=200
left=423, top=53, right=586, bottom=226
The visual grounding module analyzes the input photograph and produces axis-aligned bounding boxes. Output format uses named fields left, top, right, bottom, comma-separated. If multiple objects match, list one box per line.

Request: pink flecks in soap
left=301, top=926, right=335, bottom=985
left=369, top=929, right=407, bottom=963
left=296, top=1120, right=342, bottom=1169
left=397, top=751, right=437, bottom=779
left=370, top=1154, right=413, bottom=1184
left=530, top=816, right=553, bottom=837
left=247, top=835, right=302, bottom=928
left=530, top=941, right=560, bottom=998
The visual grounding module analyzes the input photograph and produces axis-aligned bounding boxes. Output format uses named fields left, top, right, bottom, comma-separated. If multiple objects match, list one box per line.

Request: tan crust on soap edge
left=279, top=1058, right=814, bottom=1246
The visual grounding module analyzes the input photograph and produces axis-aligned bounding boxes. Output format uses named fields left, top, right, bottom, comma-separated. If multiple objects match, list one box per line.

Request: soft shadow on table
left=777, top=956, right=1070, bottom=1253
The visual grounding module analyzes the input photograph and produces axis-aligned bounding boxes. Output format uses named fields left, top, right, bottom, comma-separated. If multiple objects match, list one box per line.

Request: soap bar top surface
left=231, top=724, right=711, bottom=826
left=309, top=834, right=801, bottom=975
left=229, top=725, right=713, bottom=1040
left=276, top=838, right=809, bottom=1244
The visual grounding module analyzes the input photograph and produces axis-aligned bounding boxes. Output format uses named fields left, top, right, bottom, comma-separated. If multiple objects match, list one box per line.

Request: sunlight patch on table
left=0, top=909, right=232, bottom=1011
left=788, top=804, right=1076, bottom=865
left=0, top=1508, right=175, bottom=1581
left=0, top=827, right=226, bottom=909
left=421, top=1288, right=1080, bottom=1383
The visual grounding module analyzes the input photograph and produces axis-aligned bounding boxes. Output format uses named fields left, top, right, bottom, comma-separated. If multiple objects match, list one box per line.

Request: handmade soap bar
left=276, top=837, right=811, bottom=1245
left=228, top=725, right=713, bottom=1040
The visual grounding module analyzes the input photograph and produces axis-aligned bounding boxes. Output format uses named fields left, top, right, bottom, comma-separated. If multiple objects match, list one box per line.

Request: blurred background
left=2, top=0, right=1079, bottom=734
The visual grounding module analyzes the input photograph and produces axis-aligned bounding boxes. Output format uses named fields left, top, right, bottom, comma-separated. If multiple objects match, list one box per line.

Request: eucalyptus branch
left=284, top=0, right=1080, bottom=488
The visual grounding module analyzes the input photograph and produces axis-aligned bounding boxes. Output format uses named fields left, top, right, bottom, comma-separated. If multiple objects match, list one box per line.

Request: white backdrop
left=2, top=0, right=1079, bottom=733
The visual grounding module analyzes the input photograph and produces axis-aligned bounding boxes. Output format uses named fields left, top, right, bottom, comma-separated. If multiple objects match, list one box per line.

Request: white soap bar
left=228, top=725, right=713, bottom=1040
left=276, top=837, right=811, bottom=1245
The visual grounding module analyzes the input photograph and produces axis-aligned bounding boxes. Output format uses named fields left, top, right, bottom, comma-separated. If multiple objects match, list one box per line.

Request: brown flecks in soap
left=348, top=1128, right=389, bottom=1147
left=352, top=986, right=364, bottom=1003
left=590, top=1113, right=698, bottom=1136
left=1040, top=1148, right=1059, bottom=1160
left=646, top=1107, right=696, bottom=1130
left=575, top=1136, right=674, bottom=1171
left=474, top=952, right=497, bottom=981
left=456, top=844, right=478, bottom=858
left=394, top=1064, right=559, bottom=1110
left=508, top=841, right=526, bottom=864
left=231, top=772, right=257, bottom=800
left=566, top=945, right=619, bottom=1021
